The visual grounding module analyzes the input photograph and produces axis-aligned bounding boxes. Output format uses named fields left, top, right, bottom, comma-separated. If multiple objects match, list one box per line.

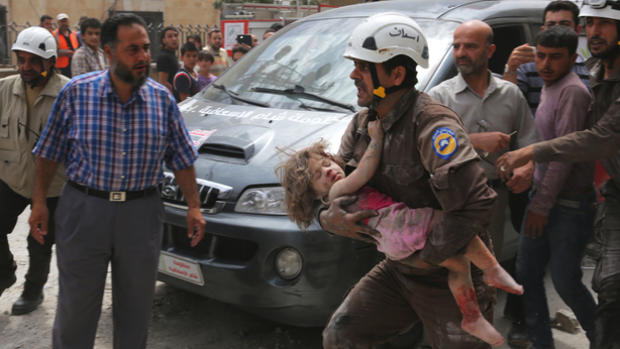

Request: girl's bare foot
left=461, top=314, right=506, bottom=347
left=482, top=264, right=524, bottom=295
left=454, top=286, right=506, bottom=346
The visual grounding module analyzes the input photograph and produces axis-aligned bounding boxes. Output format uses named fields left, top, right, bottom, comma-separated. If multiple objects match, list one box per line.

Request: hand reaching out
left=506, top=44, right=535, bottom=72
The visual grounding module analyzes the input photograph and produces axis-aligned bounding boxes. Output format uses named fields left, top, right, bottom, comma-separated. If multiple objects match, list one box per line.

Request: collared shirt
left=529, top=72, right=594, bottom=215
left=517, top=56, right=590, bottom=116
left=534, top=57, right=620, bottom=184
left=0, top=73, right=69, bottom=198
left=339, top=87, right=496, bottom=267
left=71, top=45, right=107, bottom=77
left=204, top=45, right=230, bottom=77
left=428, top=71, right=539, bottom=180
left=33, top=70, right=198, bottom=191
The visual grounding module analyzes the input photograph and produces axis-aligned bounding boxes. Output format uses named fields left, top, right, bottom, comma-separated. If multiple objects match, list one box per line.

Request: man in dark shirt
left=156, top=26, right=179, bottom=94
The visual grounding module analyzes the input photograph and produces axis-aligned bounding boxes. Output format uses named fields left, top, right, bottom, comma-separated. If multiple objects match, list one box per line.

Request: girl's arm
left=328, top=120, right=383, bottom=201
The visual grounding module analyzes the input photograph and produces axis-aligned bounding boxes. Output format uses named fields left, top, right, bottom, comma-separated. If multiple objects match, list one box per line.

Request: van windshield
left=201, top=17, right=458, bottom=111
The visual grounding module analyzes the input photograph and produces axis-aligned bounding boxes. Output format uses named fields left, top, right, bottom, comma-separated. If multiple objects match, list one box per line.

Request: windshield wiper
left=252, top=85, right=356, bottom=113
left=297, top=101, right=342, bottom=113
left=212, top=83, right=271, bottom=108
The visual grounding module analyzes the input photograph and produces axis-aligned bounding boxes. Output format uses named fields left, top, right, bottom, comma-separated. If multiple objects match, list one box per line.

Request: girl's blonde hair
left=276, top=140, right=342, bottom=229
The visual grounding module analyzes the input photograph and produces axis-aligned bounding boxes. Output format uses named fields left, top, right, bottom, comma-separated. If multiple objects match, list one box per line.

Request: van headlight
left=234, top=186, right=287, bottom=215
left=275, top=247, right=303, bottom=280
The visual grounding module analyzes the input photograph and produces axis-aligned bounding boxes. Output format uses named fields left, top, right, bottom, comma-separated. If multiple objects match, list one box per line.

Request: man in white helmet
left=0, top=27, right=68, bottom=315
left=497, top=1, right=620, bottom=347
left=319, top=13, right=498, bottom=349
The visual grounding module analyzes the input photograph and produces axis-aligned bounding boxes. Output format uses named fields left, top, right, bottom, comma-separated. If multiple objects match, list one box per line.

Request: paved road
left=1, top=209, right=594, bottom=349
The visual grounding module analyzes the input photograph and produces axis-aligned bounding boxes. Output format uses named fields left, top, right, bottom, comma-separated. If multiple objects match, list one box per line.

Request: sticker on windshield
left=197, top=105, right=342, bottom=125
left=178, top=99, right=199, bottom=112
left=189, top=129, right=216, bottom=148
left=432, top=127, right=458, bottom=159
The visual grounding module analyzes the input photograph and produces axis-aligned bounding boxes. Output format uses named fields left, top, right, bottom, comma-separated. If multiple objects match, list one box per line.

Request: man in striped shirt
left=70, top=18, right=107, bottom=77
left=29, top=13, right=205, bottom=348
left=503, top=1, right=590, bottom=115
left=203, top=28, right=230, bottom=77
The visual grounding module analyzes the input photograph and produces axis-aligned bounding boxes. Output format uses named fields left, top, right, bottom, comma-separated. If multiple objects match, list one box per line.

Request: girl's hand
left=368, top=120, right=384, bottom=141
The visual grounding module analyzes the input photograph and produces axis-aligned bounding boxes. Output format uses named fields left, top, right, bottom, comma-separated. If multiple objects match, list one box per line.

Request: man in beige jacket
left=0, top=27, right=68, bottom=315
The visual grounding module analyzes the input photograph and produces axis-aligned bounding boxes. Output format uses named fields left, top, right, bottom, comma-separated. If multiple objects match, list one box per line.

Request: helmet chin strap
left=27, top=69, right=52, bottom=88
left=367, top=62, right=405, bottom=121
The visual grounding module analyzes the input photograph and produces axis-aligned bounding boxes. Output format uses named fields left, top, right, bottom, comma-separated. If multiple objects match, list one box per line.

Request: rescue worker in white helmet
left=497, top=1, right=620, bottom=348
left=0, top=27, right=68, bottom=315
left=319, top=13, right=498, bottom=349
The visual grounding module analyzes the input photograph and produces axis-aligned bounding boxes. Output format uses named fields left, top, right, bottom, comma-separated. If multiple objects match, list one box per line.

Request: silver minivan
left=157, top=0, right=551, bottom=327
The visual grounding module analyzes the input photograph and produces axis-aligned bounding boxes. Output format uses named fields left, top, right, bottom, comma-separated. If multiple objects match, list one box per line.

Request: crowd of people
left=33, top=12, right=281, bottom=103
left=156, top=22, right=281, bottom=102
left=1, top=1, right=619, bottom=349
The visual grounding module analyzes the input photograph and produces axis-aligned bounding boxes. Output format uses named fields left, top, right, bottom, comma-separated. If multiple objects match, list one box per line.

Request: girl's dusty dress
left=349, top=186, right=437, bottom=259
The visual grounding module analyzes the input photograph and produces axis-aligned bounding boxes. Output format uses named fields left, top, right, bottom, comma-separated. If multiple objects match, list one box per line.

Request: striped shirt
left=204, top=45, right=230, bottom=77
left=33, top=70, right=198, bottom=191
left=516, top=57, right=590, bottom=116
left=71, top=45, right=107, bottom=77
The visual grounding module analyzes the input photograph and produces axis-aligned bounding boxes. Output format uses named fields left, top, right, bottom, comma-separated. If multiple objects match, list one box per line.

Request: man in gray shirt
left=429, top=20, right=539, bottom=259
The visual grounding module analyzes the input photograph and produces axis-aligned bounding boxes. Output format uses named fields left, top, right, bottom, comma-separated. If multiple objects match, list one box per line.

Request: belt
left=68, top=181, right=157, bottom=202
left=558, top=186, right=594, bottom=199
left=556, top=198, right=582, bottom=209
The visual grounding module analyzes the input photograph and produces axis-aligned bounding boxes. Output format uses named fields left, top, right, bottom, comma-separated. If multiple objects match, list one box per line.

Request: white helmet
left=580, top=0, right=620, bottom=21
left=12, top=26, right=57, bottom=59
left=344, top=12, right=429, bottom=68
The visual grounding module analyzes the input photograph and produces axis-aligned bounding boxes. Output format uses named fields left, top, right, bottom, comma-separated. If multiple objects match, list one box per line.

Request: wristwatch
left=504, top=64, right=517, bottom=75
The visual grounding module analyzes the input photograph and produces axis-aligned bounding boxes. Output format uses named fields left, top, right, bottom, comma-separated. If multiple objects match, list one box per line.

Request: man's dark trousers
left=592, top=180, right=620, bottom=349
left=0, top=180, right=58, bottom=297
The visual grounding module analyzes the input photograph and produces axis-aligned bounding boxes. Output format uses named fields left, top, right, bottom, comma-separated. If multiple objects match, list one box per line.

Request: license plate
left=158, top=251, right=205, bottom=286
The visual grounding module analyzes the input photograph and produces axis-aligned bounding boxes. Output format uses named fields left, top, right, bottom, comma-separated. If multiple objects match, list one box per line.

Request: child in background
left=173, top=43, right=200, bottom=102
left=231, top=44, right=250, bottom=62
left=277, top=120, right=523, bottom=347
left=197, top=51, right=217, bottom=90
